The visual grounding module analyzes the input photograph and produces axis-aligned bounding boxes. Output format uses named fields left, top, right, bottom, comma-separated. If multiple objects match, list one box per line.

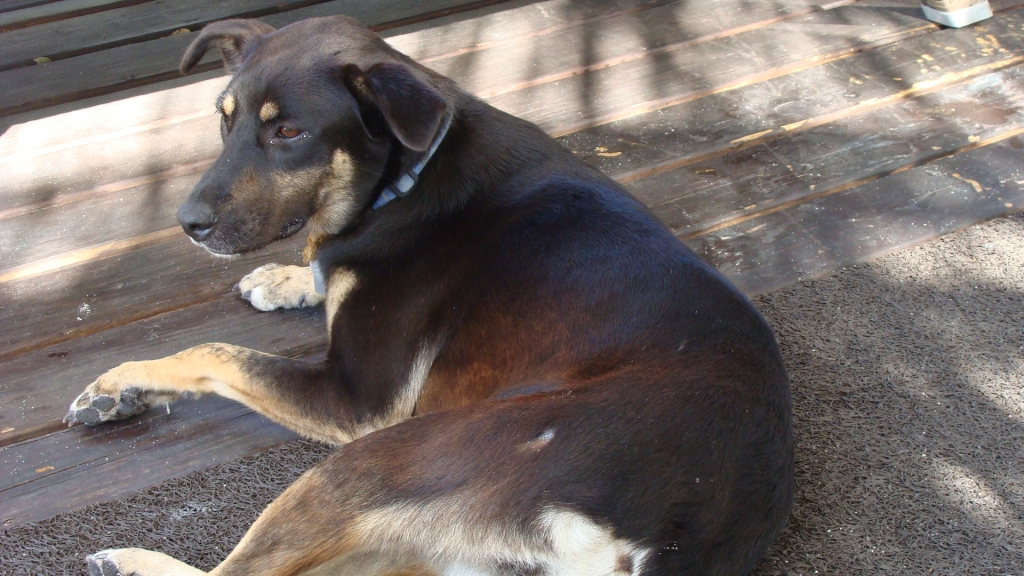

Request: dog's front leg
left=85, top=549, right=205, bottom=576
left=65, top=343, right=363, bottom=445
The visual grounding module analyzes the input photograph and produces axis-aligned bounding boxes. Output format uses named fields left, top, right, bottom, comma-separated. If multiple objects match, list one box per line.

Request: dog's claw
left=232, top=282, right=241, bottom=292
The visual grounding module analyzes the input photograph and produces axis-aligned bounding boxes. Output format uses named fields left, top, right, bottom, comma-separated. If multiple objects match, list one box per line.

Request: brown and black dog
left=66, top=15, right=792, bottom=576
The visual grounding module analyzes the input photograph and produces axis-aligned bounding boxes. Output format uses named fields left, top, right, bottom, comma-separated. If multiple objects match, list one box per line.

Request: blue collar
left=371, top=113, right=454, bottom=211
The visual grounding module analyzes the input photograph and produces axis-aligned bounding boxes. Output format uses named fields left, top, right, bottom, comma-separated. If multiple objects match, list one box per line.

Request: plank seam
left=475, top=0, right=860, bottom=99
left=0, top=1, right=911, bottom=215
left=0, top=0, right=336, bottom=73
left=548, top=23, right=938, bottom=137
left=0, top=18, right=941, bottom=261
left=0, top=0, right=153, bottom=32
left=415, top=0, right=680, bottom=65
left=615, top=55, right=1024, bottom=185
left=682, top=124, right=1024, bottom=240
left=0, top=406, right=255, bottom=493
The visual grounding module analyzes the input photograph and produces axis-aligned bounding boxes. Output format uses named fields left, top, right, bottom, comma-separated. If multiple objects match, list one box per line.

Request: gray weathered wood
left=692, top=137, right=1024, bottom=295
left=0, top=0, right=149, bottom=31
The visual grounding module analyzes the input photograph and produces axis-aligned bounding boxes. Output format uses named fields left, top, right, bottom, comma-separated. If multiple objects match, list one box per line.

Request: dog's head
left=176, top=17, right=450, bottom=258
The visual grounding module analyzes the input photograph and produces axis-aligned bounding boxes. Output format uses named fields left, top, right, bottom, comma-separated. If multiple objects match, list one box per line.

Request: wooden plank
left=690, top=135, right=1024, bottom=296
left=638, top=63, right=1024, bottom=238
left=0, top=0, right=855, bottom=264
left=0, top=0, right=937, bottom=212
left=0, top=0, right=331, bottom=72
left=0, top=0, right=516, bottom=116
left=1, top=398, right=265, bottom=495
left=0, top=171, right=199, bottom=269
left=486, top=3, right=941, bottom=136
left=0, top=0, right=59, bottom=13
left=0, top=409, right=297, bottom=526
left=0, top=234, right=309, bottom=361
left=0, top=297, right=321, bottom=526
left=0, top=0, right=662, bottom=207
left=0, top=0, right=149, bottom=32
left=0, top=4, right=1011, bottom=358
left=415, top=0, right=841, bottom=97
left=562, top=6, right=1024, bottom=186
left=0, top=294, right=326, bottom=445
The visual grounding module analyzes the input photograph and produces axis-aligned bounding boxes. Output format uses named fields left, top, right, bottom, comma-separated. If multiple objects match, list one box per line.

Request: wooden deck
left=2, top=0, right=1023, bottom=528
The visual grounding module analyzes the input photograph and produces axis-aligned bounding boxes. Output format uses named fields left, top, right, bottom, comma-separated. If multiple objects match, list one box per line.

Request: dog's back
left=308, top=92, right=794, bottom=574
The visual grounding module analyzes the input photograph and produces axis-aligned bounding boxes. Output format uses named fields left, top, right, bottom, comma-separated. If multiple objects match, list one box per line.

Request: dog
left=66, top=15, right=793, bottom=576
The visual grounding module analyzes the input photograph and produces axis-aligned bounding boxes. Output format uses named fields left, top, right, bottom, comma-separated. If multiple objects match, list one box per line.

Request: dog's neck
left=371, top=112, right=454, bottom=211
left=307, top=111, right=455, bottom=294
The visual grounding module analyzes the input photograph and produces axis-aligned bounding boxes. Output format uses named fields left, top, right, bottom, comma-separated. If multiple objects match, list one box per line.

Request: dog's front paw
left=237, top=263, right=324, bottom=312
left=64, top=365, right=181, bottom=427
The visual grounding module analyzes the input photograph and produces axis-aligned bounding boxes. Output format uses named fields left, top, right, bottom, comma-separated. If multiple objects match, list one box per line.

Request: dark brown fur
left=69, top=15, right=793, bottom=576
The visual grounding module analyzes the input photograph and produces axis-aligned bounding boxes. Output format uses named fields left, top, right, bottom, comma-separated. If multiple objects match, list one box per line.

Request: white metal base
left=921, top=2, right=993, bottom=28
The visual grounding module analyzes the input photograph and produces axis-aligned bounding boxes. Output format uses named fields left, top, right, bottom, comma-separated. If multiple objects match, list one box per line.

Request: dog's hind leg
left=87, top=396, right=657, bottom=576
left=85, top=549, right=206, bottom=576
left=64, top=343, right=388, bottom=445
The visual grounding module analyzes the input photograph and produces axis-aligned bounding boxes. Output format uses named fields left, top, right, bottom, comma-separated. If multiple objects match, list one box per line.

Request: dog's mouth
left=278, top=217, right=307, bottom=239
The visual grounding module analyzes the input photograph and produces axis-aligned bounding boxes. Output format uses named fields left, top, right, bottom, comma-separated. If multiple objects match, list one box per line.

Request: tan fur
left=87, top=548, right=206, bottom=576
left=238, top=263, right=325, bottom=311
left=70, top=344, right=357, bottom=445
left=376, top=345, right=437, bottom=431
left=332, top=502, right=648, bottom=575
left=217, top=468, right=447, bottom=576
left=325, top=267, right=358, bottom=330
left=221, top=93, right=236, bottom=117
left=260, top=101, right=280, bottom=122
left=304, top=150, right=359, bottom=263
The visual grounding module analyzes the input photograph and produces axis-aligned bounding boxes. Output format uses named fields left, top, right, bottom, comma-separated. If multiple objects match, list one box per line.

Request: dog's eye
left=277, top=126, right=302, bottom=139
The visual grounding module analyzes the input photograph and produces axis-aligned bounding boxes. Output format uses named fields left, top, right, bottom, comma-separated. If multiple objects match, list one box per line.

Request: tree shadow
left=750, top=213, right=1024, bottom=573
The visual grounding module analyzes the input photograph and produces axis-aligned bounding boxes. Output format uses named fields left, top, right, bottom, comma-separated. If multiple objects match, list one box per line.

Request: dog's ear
left=341, top=63, right=447, bottom=152
left=180, top=19, right=276, bottom=74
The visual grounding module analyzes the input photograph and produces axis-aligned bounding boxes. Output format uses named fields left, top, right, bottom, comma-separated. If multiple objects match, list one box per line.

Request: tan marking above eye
left=221, top=93, right=236, bottom=116
left=260, top=101, right=280, bottom=122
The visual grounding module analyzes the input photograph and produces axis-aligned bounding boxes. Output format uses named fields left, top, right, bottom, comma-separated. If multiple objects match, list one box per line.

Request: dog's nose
left=177, top=200, right=217, bottom=242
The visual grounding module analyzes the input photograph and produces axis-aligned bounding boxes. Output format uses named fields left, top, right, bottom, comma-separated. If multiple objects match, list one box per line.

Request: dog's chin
left=188, top=218, right=307, bottom=259
left=189, top=236, right=242, bottom=260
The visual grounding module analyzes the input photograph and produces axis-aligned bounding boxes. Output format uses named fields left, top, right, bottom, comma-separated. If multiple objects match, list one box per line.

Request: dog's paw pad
left=65, top=387, right=147, bottom=427
left=86, top=552, right=124, bottom=576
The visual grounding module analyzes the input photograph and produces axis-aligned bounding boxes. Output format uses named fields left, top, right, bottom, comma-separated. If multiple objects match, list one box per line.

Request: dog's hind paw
left=237, top=263, right=325, bottom=311
left=86, top=551, right=126, bottom=576
left=86, top=548, right=204, bottom=576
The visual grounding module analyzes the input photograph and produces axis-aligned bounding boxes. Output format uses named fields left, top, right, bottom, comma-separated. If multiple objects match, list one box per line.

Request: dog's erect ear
left=180, top=19, right=276, bottom=74
left=341, top=63, right=447, bottom=152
